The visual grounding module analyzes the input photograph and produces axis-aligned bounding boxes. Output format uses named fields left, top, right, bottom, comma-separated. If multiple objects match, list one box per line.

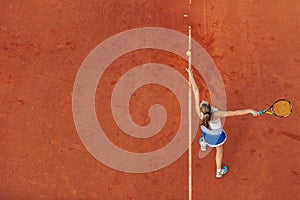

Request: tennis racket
left=258, top=99, right=292, bottom=117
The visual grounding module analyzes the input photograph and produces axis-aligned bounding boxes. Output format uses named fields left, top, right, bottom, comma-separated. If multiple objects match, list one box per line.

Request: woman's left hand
left=185, top=68, right=193, bottom=76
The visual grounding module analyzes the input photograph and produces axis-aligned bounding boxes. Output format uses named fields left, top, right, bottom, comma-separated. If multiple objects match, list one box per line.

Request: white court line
left=188, top=25, right=192, bottom=200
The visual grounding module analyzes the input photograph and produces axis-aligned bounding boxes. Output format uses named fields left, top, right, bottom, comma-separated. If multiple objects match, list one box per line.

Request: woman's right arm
left=214, top=109, right=258, bottom=118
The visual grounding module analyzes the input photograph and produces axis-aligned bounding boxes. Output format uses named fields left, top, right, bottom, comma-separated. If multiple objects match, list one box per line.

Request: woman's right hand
left=249, top=109, right=258, bottom=116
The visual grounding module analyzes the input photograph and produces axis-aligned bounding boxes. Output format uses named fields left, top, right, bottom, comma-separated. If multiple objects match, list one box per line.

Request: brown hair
left=200, top=103, right=211, bottom=128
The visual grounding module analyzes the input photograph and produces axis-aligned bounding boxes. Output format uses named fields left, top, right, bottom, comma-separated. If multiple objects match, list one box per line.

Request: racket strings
left=272, top=100, right=292, bottom=117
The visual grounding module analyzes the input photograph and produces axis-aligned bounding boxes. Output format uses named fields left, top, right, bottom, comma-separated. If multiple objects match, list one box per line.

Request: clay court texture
left=0, top=0, right=300, bottom=199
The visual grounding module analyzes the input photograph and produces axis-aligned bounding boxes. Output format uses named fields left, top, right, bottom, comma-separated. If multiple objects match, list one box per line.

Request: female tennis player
left=186, top=68, right=258, bottom=178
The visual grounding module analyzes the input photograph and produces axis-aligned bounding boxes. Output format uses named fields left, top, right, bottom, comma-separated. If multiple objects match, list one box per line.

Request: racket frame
left=258, top=99, right=292, bottom=117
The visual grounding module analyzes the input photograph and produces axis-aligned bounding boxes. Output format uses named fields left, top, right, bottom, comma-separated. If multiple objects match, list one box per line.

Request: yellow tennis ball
left=186, top=50, right=191, bottom=56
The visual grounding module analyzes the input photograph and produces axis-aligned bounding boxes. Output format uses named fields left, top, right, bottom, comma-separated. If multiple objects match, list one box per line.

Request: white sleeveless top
left=201, top=107, right=223, bottom=135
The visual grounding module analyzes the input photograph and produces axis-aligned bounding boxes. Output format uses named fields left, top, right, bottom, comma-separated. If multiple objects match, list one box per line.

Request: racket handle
left=258, top=110, right=264, bottom=115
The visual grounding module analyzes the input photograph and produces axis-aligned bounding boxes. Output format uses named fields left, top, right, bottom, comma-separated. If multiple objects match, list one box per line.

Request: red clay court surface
left=1, top=0, right=300, bottom=199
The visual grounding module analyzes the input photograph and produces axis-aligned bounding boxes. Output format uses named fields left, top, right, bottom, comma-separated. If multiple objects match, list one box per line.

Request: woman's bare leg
left=216, top=145, right=223, bottom=169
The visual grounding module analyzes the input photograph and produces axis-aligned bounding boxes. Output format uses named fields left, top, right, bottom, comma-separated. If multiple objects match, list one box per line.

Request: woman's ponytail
left=200, top=103, right=212, bottom=128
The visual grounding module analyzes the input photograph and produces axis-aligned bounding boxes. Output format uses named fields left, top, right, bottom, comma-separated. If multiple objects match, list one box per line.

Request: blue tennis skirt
left=201, top=128, right=227, bottom=147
